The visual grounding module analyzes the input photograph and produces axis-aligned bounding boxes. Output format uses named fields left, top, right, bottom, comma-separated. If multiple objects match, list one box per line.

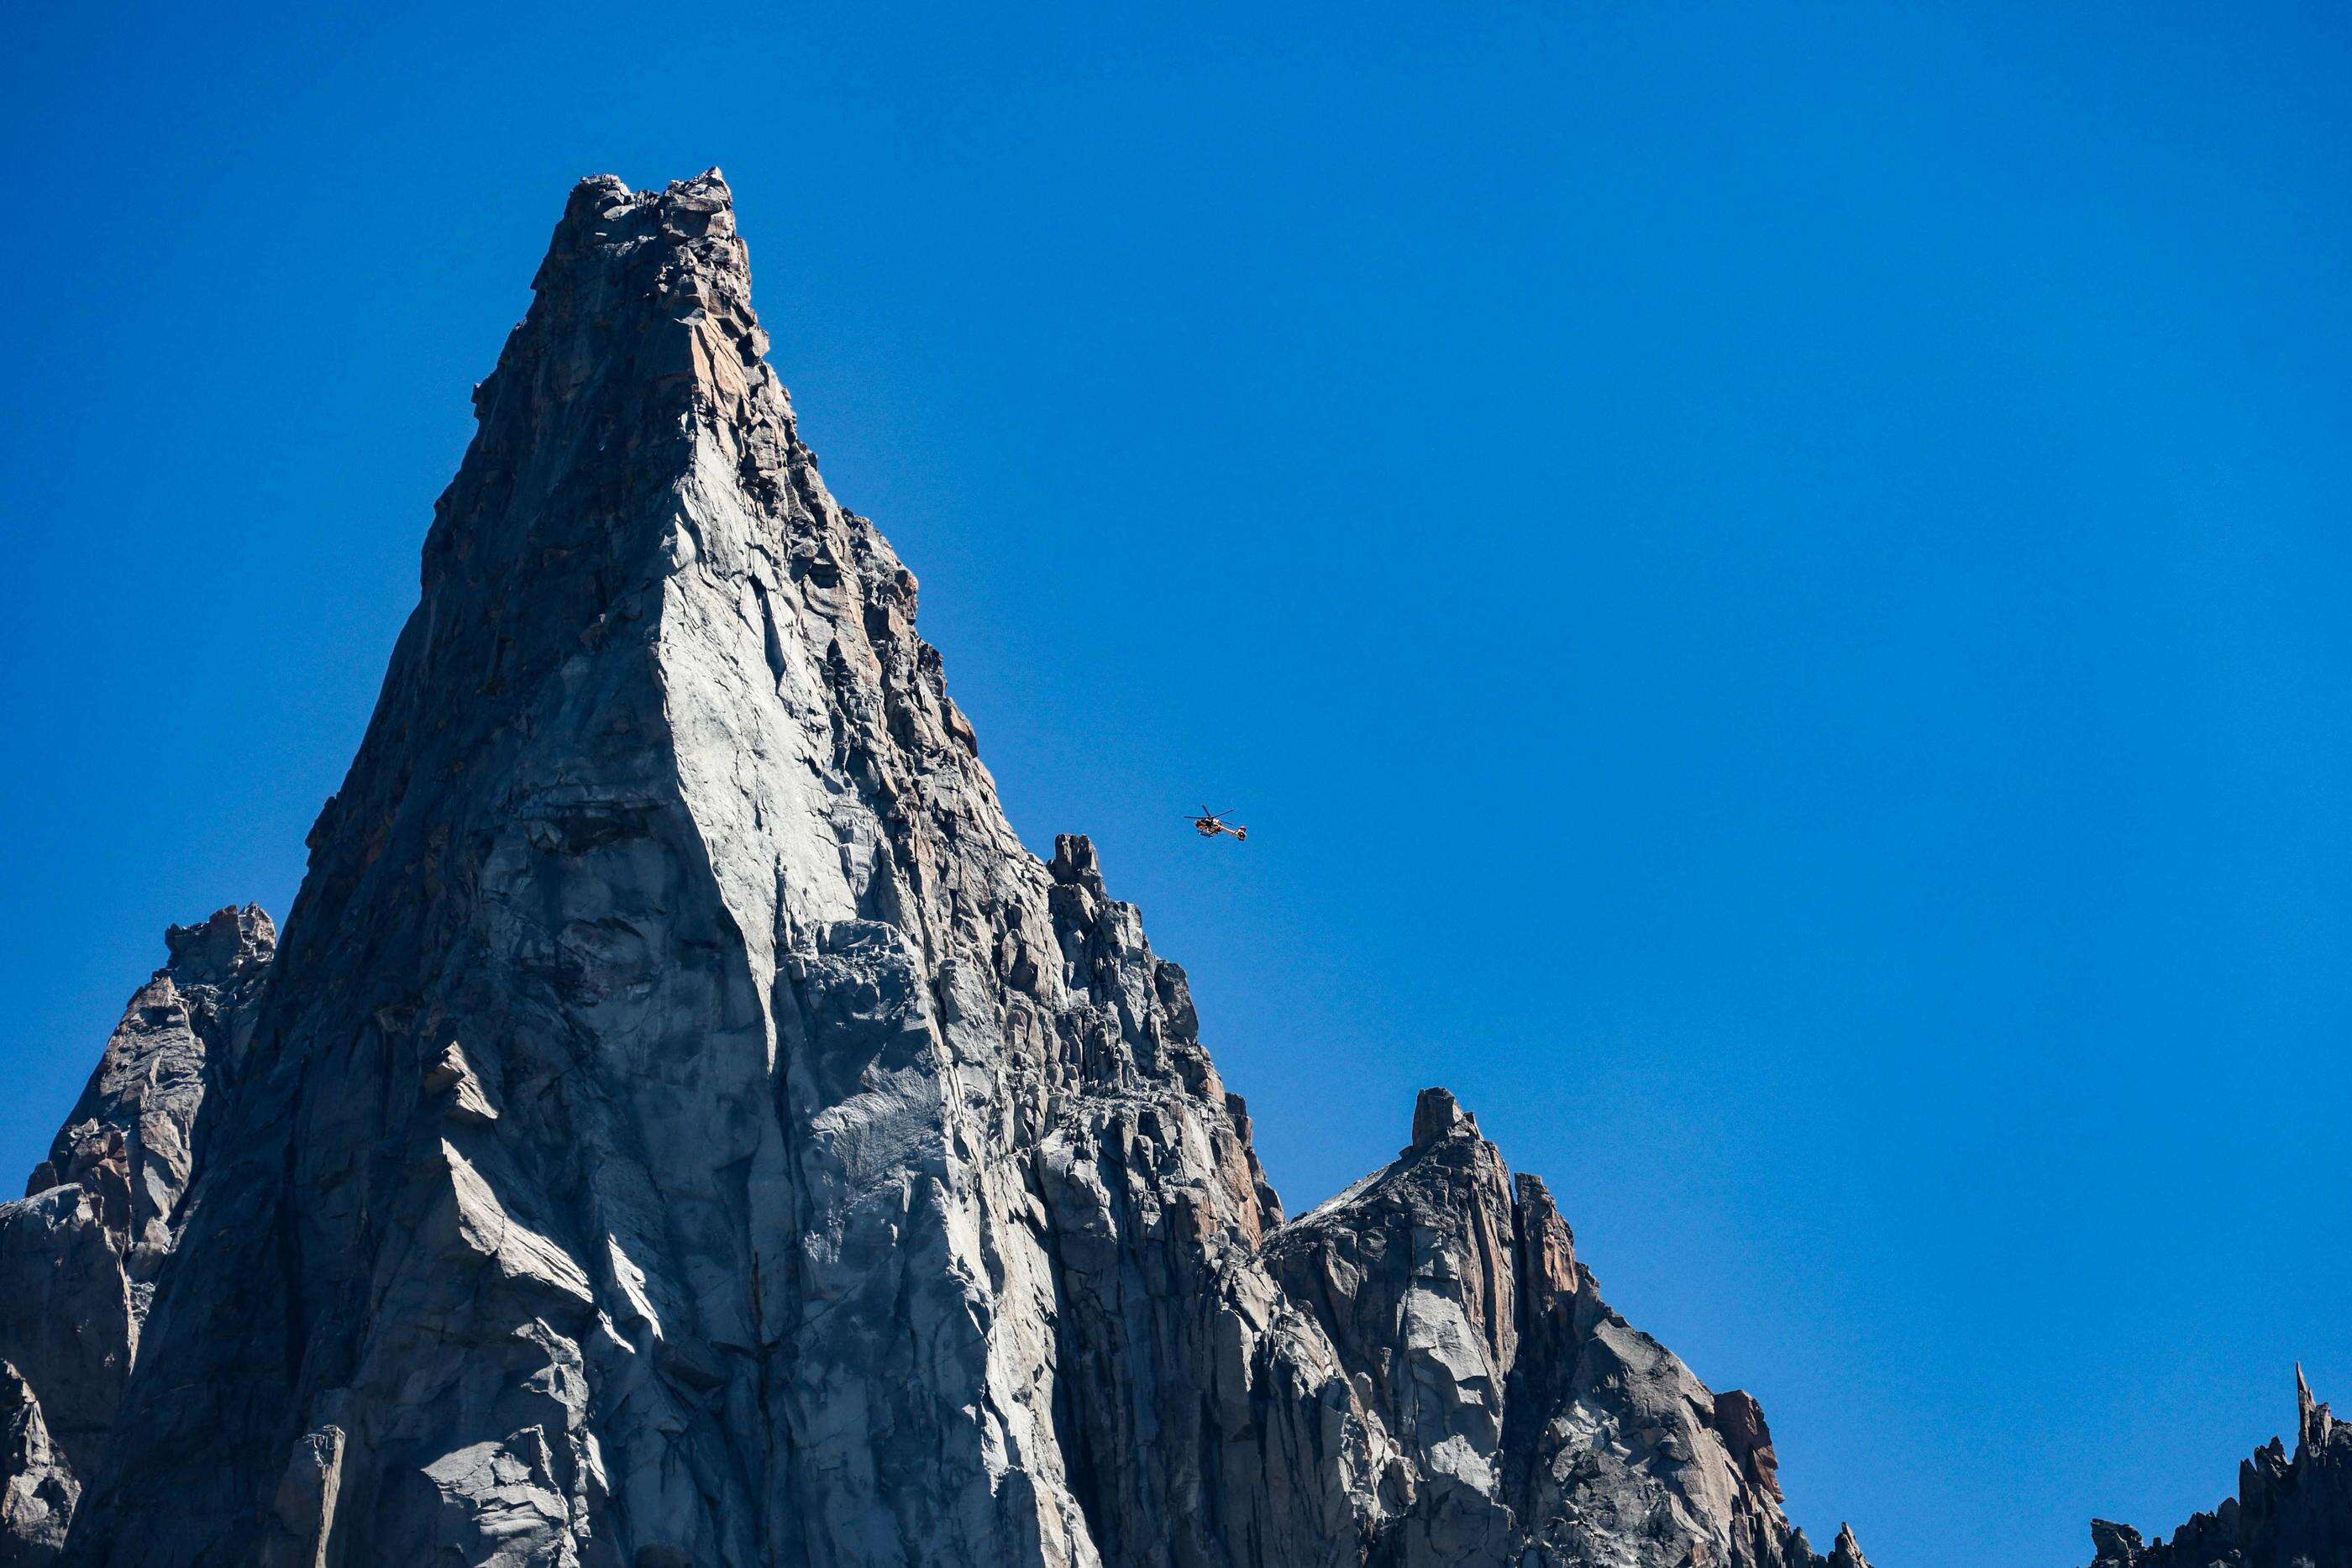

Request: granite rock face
left=2, top=1363, right=76, bottom=1568
left=8, top=173, right=1870, bottom=1568
left=2088, top=1371, right=2352, bottom=1568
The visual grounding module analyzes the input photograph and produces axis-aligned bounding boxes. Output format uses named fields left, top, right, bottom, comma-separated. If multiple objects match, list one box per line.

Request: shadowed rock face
left=0, top=905, right=275, bottom=1565
left=4, top=173, right=1871, bottom=1568
left=2088, top=1371, right=2352, bottom=1568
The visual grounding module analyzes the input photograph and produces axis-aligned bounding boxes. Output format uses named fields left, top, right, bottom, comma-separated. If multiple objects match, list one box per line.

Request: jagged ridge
left=2087, top=1370, right=2352, bottom=1568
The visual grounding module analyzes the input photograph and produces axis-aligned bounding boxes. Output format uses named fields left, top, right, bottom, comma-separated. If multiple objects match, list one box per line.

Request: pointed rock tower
left=6, top=173, right=1864, bottom=1568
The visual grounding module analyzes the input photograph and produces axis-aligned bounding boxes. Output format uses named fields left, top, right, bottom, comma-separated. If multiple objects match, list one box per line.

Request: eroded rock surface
left=7, top=173, right=1874, bottom=1567
left=2088, top=1370, right=2352, bottom=1568
left=2, top=1362, right=77, bottom=1567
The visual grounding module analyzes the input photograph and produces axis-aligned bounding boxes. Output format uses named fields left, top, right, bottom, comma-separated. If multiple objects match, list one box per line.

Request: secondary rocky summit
left=1, top=171, right=1870, bottom=1568
left=1, top=908, right=274, bottom=1563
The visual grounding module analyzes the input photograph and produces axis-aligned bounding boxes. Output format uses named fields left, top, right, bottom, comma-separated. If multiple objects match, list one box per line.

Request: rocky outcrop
left=5, top=172, right=1872, bottom=1567
left=2088, top=1370, right=2352, bottom=1568
left=0, top=906, right=274, bottom=1563
left=2, top=1363, right=77, bottom=1567
left=1268, top=1088, right=1857, bottom=1568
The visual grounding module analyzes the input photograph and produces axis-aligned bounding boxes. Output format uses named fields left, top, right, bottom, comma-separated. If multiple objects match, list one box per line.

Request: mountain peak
left=4, top=173, right=1875, bottom=1568
left=160, top=904, right=275, bottom=985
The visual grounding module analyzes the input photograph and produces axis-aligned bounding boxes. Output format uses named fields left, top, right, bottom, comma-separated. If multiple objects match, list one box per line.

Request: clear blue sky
left=3, top=5, right=2346, bottom=1564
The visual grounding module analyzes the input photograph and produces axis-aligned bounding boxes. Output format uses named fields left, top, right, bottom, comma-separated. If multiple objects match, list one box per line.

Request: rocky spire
left=7, top=174, right=1874, bottom=1568
left=2300, top=1363, right=2336, bottom=1455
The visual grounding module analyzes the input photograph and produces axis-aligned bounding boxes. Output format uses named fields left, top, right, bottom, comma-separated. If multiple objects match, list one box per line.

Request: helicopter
left=1189, top=806, right=1248, bottom=842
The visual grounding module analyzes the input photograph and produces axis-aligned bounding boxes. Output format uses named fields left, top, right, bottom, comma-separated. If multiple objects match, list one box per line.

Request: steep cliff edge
left=2088, top=1371, right=2352, bottom=1568
left=6, top=172, right=1866, bottom=1568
